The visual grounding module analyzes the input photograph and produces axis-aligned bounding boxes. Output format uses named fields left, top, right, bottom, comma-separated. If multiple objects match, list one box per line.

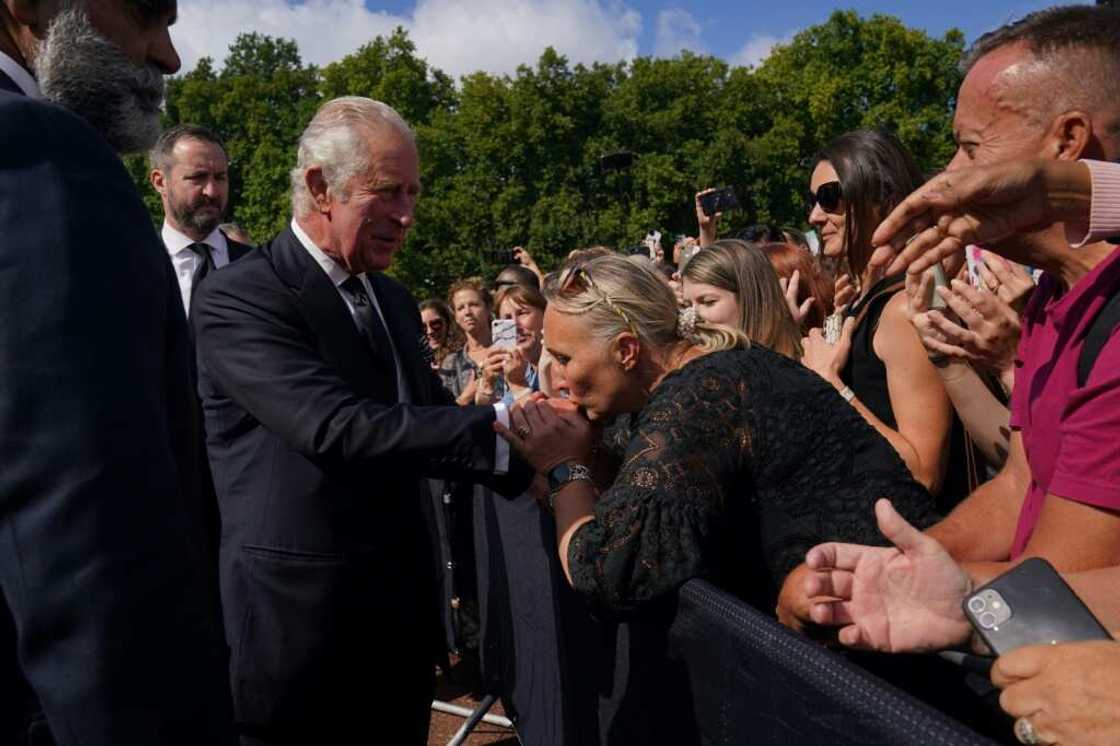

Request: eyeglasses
left=807, top=181, right=843, bottom=214
left=557, top=265, right=636, bottom=333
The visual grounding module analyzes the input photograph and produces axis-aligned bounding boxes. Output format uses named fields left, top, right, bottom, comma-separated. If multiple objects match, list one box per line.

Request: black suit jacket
left=194, top=227, right=529, bottom=740
left=0, top=79, right=234, bottom=743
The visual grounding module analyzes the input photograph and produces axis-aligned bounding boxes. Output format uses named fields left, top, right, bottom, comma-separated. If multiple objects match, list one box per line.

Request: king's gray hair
left=290, top=97, right=415, bottom=217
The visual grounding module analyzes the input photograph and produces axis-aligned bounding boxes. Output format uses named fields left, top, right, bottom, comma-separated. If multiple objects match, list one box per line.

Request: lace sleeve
left=566, top=366, right=749, bottom=612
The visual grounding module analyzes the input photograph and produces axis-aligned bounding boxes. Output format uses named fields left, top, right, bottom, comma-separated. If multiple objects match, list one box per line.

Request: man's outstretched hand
left=801, top=499, right=974, bottom=653
left=868, top=160, right=1093, bottom=277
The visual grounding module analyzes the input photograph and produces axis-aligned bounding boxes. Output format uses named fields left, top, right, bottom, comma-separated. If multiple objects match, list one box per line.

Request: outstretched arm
left=800, top=499, right=974, bottom=652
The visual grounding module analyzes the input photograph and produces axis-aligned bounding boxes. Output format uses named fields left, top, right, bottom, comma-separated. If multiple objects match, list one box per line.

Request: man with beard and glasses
left=0, top=2, right=236, bottom=745
left=150, top=124, right=254, bottom=316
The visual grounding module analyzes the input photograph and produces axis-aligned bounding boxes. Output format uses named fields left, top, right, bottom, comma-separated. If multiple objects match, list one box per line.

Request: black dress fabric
left=841, top=275, right=902, bottom=429
left=841, top=275, right=976, bottom=512
left=565, top=345, right=939, bottom=744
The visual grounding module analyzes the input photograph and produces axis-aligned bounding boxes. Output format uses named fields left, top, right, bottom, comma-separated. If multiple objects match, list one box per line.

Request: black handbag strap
left=1078, top=288, right=1120, bottom=387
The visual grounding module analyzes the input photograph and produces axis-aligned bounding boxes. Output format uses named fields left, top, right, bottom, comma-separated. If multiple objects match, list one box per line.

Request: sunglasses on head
left=557, top=265, right=636, bottom=334
left=808, top=181, right=844, bottom=214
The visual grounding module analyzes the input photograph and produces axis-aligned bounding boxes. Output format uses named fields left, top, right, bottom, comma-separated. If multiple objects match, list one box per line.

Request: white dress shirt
left=0, top=50, right=41, bottom=98
left=163, top=222, right=230, bottom=315
left=289, top=219, right=510, bottom=473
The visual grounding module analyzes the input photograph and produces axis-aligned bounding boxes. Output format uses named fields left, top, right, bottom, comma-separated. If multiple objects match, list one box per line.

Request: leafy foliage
left=133, top=11, right=964, bottom=297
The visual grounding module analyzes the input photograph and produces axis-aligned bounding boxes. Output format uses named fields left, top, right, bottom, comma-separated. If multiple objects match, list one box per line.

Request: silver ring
left=1014, top=716, right=1040, bottom=745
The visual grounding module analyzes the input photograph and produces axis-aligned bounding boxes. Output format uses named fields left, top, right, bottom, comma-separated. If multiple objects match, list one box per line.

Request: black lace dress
left=568, top=346, right=939, bottom=744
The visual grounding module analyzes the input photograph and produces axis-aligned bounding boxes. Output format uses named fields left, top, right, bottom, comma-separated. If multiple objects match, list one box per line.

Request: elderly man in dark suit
left=194, top=96, right=530, bottom=745
left=0, top=1, right=235, bottom=745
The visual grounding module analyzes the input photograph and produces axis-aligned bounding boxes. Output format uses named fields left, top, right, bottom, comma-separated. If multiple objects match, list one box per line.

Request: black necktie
left=189, top=242, right=215, bottom=305
left=341, top=276, right=398, bottom=395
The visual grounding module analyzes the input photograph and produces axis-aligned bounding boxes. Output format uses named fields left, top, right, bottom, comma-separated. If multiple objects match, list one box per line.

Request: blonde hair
left=682, top=240, right=803, bottom=359
left=544, top=254, right=746, bottom=354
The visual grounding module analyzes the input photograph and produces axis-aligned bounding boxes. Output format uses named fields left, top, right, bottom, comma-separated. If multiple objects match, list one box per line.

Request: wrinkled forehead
left=956, top=43, right=1037, bottom=123
left=125, top=0, right=178, bottom=23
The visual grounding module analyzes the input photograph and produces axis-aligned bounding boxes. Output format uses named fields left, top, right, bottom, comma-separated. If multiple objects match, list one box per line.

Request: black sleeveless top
left=841, top=274, right=976, bottom=513
left=841, top=275, right=902, bottom=428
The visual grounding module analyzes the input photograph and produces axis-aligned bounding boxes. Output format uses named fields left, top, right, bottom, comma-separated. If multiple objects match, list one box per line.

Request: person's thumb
left=874, top=499, right=930, bottom=555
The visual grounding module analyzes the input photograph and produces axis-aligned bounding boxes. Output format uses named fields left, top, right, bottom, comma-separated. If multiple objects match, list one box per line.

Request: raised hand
left=802, top=499, right=973, bottom=652
left=868, top=160, right=1092, bottom=277
left=780, top=270, right=815, bottom=326
left=695, top=188, right=721, bottom=247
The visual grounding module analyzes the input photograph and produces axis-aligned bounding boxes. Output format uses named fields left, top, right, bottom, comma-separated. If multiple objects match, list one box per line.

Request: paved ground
left=428, top=656, right=519, bottom=746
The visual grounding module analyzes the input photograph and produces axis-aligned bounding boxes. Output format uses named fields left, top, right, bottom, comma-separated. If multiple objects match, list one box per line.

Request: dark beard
left=170, top=196, right=224, bottom=239
left=33, top=3, right=166, bottom=154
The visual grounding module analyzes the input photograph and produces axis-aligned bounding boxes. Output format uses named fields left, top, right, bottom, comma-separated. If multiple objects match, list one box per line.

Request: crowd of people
left=3, top=1, right=1120, bottom=745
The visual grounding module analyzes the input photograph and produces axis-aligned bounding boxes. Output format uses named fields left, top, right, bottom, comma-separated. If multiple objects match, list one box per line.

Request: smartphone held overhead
left=699, top=186, right=739, bottom=217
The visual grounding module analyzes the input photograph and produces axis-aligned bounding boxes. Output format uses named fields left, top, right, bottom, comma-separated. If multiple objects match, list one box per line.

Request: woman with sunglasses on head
left=499, top=254, right=937, bottom=744
left=802, top=129, right=960, bottom=504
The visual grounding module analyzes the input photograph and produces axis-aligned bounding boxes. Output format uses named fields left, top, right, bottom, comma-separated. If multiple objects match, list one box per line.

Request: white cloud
left=653, top=8, right=705, bottom=58
left=172, top=0, right=643, bottom=79
left=729, top=32, right=792, bottom=69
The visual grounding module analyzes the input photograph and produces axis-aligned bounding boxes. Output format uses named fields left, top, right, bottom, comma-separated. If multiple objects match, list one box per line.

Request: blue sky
left=171, top=0, right=1085, bottom=78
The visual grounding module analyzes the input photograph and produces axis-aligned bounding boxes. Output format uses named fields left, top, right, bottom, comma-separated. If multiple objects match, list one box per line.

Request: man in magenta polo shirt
left=1008, top=240, right=1120, bottom=559
left=782, top=7, right=1120, bottom=637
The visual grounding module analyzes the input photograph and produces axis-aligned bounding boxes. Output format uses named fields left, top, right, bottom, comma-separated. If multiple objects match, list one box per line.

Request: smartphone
left=963, top=557, right=1112, bottom=656
left=491, top=318, right=517, bottom=349
left=965, top=245, right=985, bottom=290
left=925, top=263, right=949, bottom=310
left=699, top=186, right=740, bottom=217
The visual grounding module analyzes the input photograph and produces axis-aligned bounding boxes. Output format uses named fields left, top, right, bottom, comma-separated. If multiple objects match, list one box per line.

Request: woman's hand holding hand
left=496, top=397, right=598, bottom=473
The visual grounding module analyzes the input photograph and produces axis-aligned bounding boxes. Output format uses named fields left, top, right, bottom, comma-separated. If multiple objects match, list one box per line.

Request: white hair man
left=192, top=97, right=529, bottom=744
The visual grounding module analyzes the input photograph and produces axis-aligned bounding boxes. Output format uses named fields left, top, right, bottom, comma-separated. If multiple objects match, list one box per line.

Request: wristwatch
left=546, top=461, right=593, bottom=513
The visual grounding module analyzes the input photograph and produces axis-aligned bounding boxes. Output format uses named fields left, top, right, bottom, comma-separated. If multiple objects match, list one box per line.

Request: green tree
left=130, top=13, right=965, bottom=298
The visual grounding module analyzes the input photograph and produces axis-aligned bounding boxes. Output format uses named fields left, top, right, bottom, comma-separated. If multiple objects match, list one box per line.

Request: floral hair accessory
left=677, top=306, right=698, bottom=339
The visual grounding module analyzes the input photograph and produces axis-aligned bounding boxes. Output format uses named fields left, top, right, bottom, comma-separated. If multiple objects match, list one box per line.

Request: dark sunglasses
left=807, top=181, right=844, bottom=214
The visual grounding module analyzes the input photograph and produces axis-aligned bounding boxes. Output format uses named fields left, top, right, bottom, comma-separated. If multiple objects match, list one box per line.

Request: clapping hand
left=905, top=271, right=1023, bottom=373
left=801, top=499, right=974, bottom=653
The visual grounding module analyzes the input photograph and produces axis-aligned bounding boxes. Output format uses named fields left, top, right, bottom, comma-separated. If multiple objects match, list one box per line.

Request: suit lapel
left=269, top=229, right=394, bottom=399
left=0, top=69, right=23, bottom=95
left=222, top=233, right=254, bottom=262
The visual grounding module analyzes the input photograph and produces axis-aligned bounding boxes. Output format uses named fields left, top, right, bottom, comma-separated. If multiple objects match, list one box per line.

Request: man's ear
left=304, top=167, right=331, bottom=213
left=149, top=168, right=166, bottom=195
left=614, top=332, right=641, bottom=371
left=1046, top=111, right=1094, bottom=162
left=8, top=0, right=63, bottom=38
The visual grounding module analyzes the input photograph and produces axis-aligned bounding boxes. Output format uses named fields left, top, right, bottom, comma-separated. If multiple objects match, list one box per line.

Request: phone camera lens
left=967, top=597, right=986, bottom=614
left=979, top=612, right=998, bottom=630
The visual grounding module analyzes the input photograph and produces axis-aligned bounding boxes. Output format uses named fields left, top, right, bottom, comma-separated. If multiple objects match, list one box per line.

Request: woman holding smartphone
left=474, top=284, right=547, bottom=405
left=800, top=130, right=958, bottom=501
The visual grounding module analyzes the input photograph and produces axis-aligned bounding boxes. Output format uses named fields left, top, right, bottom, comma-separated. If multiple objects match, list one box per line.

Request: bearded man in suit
left=0, top=1, right=235, bottom=743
